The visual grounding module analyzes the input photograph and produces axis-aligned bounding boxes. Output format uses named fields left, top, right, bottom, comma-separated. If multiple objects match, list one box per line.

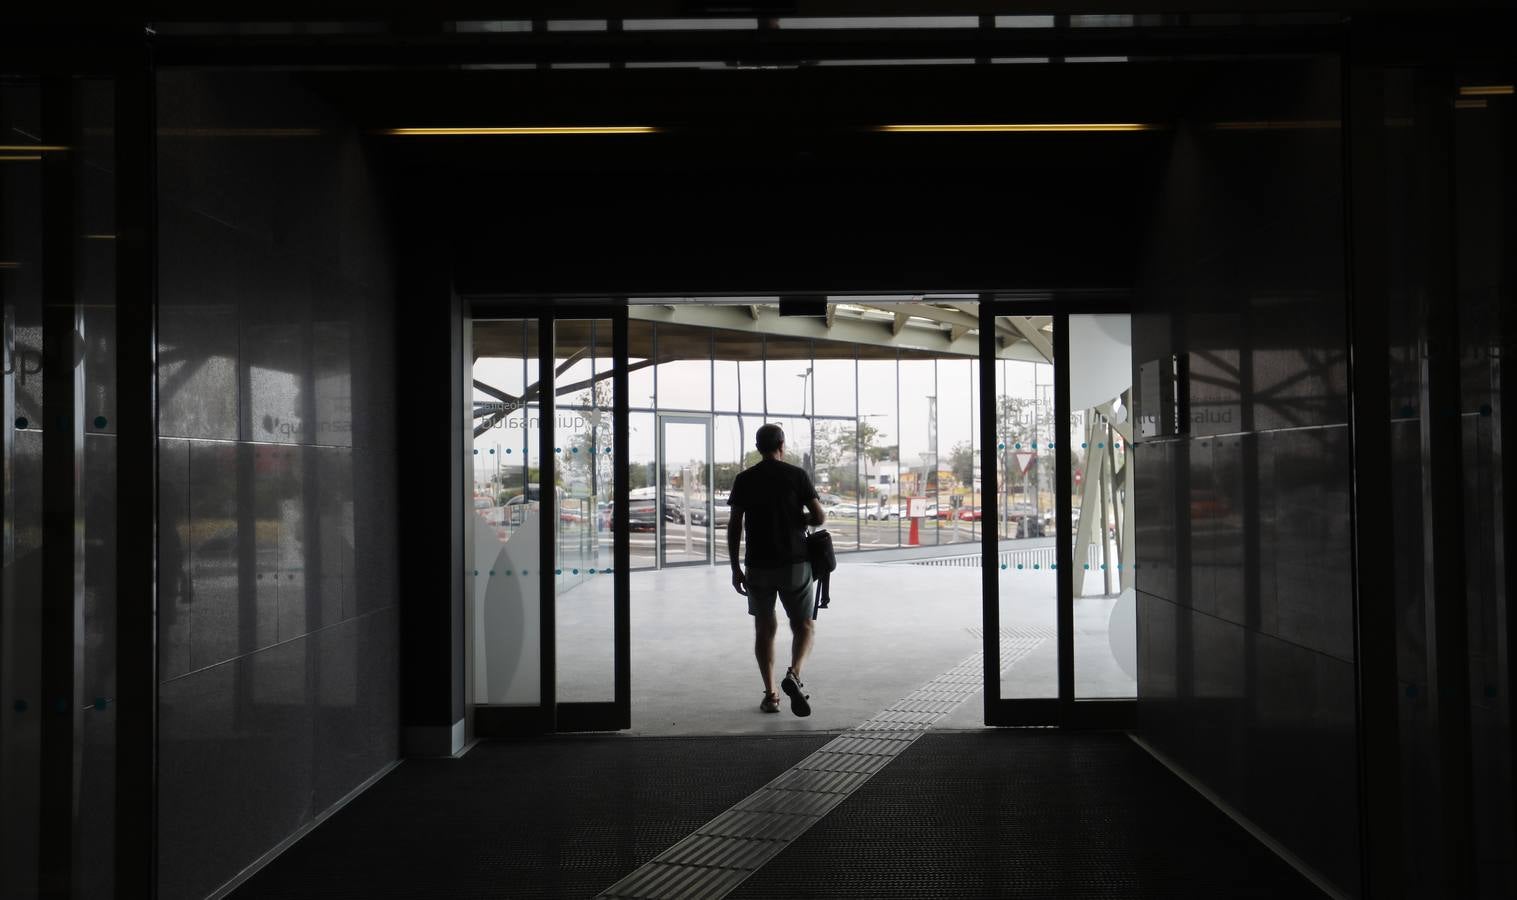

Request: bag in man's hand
left=805, top=529, right=836, bottom=619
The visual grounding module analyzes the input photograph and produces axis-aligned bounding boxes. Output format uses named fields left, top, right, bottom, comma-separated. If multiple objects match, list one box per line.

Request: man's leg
left=787, top=615, right=814, bottom=679
left=754, top=610, right=778, bottom=695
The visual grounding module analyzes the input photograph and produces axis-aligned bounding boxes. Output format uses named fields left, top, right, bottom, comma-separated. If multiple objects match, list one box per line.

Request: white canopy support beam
left=891, top=309, right=910, bottom=336
left=1072, top=415, right=1106, bottom=597
left=627, top=303, right=1045, bottom=360
left=1004, top=316, right=1055, bottom=364
left=939, top=300, right=1021, bottom=341
left=1119, top=406, right=1135, bottom=592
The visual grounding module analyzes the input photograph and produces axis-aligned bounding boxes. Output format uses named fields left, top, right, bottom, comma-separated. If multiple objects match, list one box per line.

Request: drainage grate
left=598, top=633, right=1047, bottom=899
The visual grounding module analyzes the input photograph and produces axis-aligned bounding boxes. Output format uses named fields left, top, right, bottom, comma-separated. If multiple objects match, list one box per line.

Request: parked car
left=864, top=504, right=899, bottom=521
left=627, top=499, right=659, bottom=532
left=689, top=503, right=730, bottom=527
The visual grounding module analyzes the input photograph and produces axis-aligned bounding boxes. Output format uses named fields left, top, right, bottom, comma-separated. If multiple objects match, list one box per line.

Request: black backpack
left=805, top=529, right=836, bottom=619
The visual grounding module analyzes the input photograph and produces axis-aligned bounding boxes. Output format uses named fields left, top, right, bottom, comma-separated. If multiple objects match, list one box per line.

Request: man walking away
left=727, top=424, right=827, bottom=716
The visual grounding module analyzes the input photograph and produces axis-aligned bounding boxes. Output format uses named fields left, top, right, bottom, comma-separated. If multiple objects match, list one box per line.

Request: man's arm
left=728, top=507, right=747, bottom=595
left=799, top=470, right=825, bottom=526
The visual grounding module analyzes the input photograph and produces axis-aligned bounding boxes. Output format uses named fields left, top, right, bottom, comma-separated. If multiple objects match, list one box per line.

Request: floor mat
left=728, top=731, right=1327, bottom=899
left=230, top=733, right=831, bottom=900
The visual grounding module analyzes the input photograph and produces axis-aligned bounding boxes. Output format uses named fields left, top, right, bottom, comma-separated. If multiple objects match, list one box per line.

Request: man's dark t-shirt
left=727, top=458, right=818, bottom=567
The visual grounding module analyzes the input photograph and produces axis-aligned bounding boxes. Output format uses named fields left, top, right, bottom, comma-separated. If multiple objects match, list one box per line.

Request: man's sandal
left=760, top=692, right=782, bottom=713
left=781, top=669, right=811, bottom=717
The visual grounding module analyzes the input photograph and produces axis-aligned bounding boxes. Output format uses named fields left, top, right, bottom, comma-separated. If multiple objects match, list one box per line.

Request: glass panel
left=627, top=412, right=657, bottom=570
left=857, top=349, right=899, bottom=547
left=813, top=418, right=859, bottom=549
left=713, top=327, right=763, bottom=413
left=811, top=338, right=858, bottom=548
left=628, top=321, right=655, bottom=410
left=811, top=340, right=855, bottom=417
left=936, top=357, right=979, bottom=547
left=660, top=419, right=711, bottom=565
left=470, top=319, right=541, bottom=705
left=1, top=78, right=44, bottom=900
left=995, top=321, right=1059, bottom=700
left=897, top=353, right=937, bottom=545
left=78, top=79, right=119, bottom=896
left=1070, top=315, right=1136, bottom=698
left=763, top=414, right=812, bottom=477
left=713, top=415, right=754, bottom=565
left=555, top=319, right=615, bottom=703
left=653, top=323, right=711, bottom=412
left=764, top=336, right=812, bottom=416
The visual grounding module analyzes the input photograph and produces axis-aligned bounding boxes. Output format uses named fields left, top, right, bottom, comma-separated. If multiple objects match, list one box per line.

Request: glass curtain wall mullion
left=538, top=315, right=556, bottom=726
left=612, top=309, right=630, bottom=726
left=1054, top=313, right=1074, bottom=705
left=978, top=301, right=1001, bottom=707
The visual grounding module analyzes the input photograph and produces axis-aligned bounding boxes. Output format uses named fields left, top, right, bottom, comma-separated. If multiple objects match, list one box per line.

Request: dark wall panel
left=1131, top=55, right=1360, bottom=895
left=155, top=70, right=400, bottom=900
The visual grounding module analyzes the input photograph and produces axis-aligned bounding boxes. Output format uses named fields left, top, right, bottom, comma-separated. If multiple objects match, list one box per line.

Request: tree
left=715, top=451, right=762, bottom=492
left=949, top=440, right=975, bottom=488
left=562, top=382, right=613, bottom=496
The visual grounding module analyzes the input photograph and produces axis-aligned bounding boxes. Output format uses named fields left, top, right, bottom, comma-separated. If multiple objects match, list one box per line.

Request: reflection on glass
left=555, top=319, right=616, bottom=703
left=996, top=320, right=1058, bottom=700
left=469, top=319, right=541, bottom=705
left=660, top=419, right=711, bottom=565
left=1070, top=314, right=1136, bottom=699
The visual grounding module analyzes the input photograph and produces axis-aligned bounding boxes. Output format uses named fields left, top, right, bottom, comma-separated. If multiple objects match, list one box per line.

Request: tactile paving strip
left=598, top=631, right=1049, bottom=900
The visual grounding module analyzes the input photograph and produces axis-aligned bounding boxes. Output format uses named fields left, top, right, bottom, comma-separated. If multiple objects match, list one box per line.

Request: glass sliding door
left=469, top=307, right=629, bottom=733
left=994, top=344, right=1060, bottom=703
left=980, top=303, right=1135, bottom=727
left=1068, top=314, right=1137, bottom=699
left=554, top=319, right=617, bottom=706
left=469, top=319, right=545, bottom=711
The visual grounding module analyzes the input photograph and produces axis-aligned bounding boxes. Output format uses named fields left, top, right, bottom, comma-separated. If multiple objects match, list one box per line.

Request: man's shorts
left=746, top=561, right=815, bottom=621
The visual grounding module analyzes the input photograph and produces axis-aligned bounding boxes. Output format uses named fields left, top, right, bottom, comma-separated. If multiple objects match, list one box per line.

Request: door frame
left=978, top=299, right=1136, bottom=729
left=656, top=413, right=716, bottom=568
left=467, top=294, right=1137, bottom=733
left=468, top=300, right=631, bottom=734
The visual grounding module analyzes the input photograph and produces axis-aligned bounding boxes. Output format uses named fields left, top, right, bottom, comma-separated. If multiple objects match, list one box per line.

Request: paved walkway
left=554, top=562, right=1133, bottom=736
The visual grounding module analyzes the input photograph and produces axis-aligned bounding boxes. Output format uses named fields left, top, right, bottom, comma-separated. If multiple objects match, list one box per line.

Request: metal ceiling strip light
left=381, top=126, right=660, bottom=136
left=875, top=123, right=1158, bottom=133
